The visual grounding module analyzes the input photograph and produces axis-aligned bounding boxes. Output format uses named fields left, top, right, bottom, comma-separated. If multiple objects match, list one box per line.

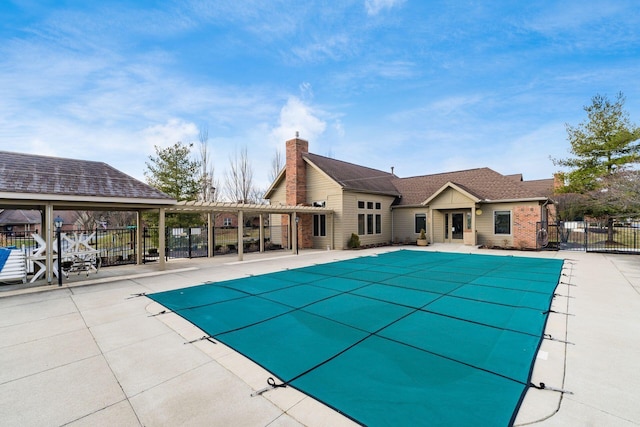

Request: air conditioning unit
left=313, top=201, right=326, bottom=208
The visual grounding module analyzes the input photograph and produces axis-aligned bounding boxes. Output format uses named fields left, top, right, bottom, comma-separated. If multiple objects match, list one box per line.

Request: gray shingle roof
left=0, top=151, right=173, bottom=200
left=391, top=168, right=552, bottom=206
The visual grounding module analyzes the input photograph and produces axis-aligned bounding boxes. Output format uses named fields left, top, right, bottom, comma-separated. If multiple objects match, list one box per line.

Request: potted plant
left=417, top=229, right=428, bottom=246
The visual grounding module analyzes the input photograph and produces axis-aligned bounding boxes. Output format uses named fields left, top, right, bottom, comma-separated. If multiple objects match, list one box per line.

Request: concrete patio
left=0, top=245, right=638, bottom=426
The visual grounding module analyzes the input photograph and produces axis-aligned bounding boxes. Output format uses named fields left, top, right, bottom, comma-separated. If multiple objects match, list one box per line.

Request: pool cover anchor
left=148, top=309, right=173, bottom=317
left=184, top=335, right=216, bottom=345
left=250, top=377, right=287, bottom=397
left=543, top=334, right=575, bottom=345
left=530, top=382, right=573, bottom=395
left=126, top=292, right=147, bottom=299
left=542, top=309, right=574, bottom=316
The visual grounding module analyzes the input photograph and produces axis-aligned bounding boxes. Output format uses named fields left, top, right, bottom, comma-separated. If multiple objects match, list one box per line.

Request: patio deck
left=1, top=245, right=638, bottom=426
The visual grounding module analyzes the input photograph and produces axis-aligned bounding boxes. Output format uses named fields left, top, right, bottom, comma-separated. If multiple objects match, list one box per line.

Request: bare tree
left=269, top=149, right=283, bottom=182
left=74, top=211, right=101, bottom=230
left=197, top=126, right=218, bottom=202
left=72, top=211, right=136, bottom=230
left=224, top=146, right=256, bottom=203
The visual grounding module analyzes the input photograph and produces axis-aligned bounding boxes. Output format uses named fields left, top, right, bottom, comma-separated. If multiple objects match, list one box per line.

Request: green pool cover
left=148, top=250, right=564, bottom=426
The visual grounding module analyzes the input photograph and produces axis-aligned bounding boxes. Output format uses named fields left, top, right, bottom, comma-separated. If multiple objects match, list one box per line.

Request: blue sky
left=1, top=0, right=639, bottom=194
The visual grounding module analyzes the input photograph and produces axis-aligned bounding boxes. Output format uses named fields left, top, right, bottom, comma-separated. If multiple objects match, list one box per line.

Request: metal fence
left=144, top=225, right=285, bottom=262
left=537, top=220, right=640, bottom=254
left=2, top=225, right=286, bottom=269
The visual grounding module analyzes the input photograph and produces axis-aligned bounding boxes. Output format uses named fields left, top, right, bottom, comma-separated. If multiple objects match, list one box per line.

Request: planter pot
left=417, top=239, right=428, bottom=246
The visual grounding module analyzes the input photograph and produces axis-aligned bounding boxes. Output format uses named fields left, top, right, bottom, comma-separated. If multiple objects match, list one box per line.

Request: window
left=223, top=217, right=232, bottom=227
left=313, top=214, right=326, bottom=237
left=415, top=214, right=426, bottom=233
left=494, top=211, right=511, bottom=235
left=367, top=214, right=374, bottom=234
left=358, top=200, right=383, bottom=235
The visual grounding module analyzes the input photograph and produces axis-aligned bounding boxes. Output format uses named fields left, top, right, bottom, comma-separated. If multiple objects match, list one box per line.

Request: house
left=0, top=209, right=41, bottom=235
left=265, top=137, right=555, bottom=250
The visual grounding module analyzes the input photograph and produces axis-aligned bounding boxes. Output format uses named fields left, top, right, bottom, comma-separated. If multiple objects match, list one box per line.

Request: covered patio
left=0, top=151, right=332, bottom=285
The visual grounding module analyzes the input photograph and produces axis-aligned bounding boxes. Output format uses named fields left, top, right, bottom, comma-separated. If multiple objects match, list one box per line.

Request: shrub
left=348, top=233, right=361, bottom=249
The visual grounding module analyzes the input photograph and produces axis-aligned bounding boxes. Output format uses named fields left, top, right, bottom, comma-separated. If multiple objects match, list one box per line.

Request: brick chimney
left=286, top=136, right=309, bottom=206
left=553, top=173, right=565, bottom=193
left=284, top=135, right=313, bottom=249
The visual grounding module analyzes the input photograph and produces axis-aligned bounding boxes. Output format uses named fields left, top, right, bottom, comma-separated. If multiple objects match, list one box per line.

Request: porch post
left=135, top=211, right=142, bottom=265
left=259, top=213, right=264, bottom=252
left=45, top=203, right=54, bottom=283
left=237, top=210, right=244, bottom=261
left=471, top=207, right=477, bottom=245
left=158, top=208, right=166, bottom=270
left=329, top=212, right=334, bottom=250
left=291, top=212, right=298, bottom=254
left=207, top=212, right=214, bottom=258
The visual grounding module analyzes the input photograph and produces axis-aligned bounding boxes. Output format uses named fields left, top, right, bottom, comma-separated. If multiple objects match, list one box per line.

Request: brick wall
left=513, top=205, right=539, bottom=249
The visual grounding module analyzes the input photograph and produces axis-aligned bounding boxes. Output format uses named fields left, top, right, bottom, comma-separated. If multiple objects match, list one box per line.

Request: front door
left=444, top=212, right=465, bottom=242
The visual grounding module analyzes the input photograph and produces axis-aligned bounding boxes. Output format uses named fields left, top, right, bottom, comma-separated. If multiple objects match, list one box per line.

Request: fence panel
left=0, top=230, right=39, bottom=253
left=538, top=220, right=640, bottom=254
left=586, top=221, right=640, bottom=254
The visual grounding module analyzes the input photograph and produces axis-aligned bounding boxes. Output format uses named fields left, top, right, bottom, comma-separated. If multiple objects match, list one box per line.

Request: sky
left=1, top=0, right=639, bottom=196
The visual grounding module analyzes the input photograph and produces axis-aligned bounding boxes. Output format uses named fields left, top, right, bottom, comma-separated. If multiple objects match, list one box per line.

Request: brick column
left=285, top=137, right=313, bottom=249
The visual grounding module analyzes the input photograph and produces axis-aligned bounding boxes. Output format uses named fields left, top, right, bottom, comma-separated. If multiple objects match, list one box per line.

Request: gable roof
left=0, top=209, right=41, bottom=225
left=305, top=153, right=400, bottom=196
left=264, top=148, right=553, bottom=206
left=391, top=167, right=552, bottom=206
left=0, top=151, right=173, bottom=203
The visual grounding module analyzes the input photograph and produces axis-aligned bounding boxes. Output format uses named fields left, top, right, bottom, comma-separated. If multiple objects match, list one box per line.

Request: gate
left=537, top=220, right=640, bottom=254
left=166, top=227, right=208, bottom=259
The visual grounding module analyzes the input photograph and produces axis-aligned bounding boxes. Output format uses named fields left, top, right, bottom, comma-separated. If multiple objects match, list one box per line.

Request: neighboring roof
left=520, top=178, right=555, bottom=197
left=0, top=151, right=174, bottom=205
left=391, top=168, right=553, bottom=206
left=305, top=153, right=401, bottom=196
left=0, top=209, right=41, bottom=225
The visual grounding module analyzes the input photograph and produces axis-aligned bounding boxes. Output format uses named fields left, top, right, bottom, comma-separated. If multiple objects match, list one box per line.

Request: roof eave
left=0, top=192, right=176, bottom=205
left=481, top=197, right=550, bottom=203
left=263, top=168, right=286, bottom=199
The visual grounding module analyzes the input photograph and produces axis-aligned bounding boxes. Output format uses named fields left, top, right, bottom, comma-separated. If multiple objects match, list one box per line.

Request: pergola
left=164, top=201, right=333, bottom=266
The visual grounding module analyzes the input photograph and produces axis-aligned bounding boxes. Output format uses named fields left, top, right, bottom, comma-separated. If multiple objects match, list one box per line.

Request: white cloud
left=139, top=119, right=199, bottom=151
left=270, top=97, right=327, bottom=144
left=290, top=33, right=354, bottom=63
left=364, top=0, right=404, bottom=16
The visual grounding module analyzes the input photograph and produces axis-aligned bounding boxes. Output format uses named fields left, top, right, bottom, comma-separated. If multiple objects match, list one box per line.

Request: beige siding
left=345, top=192, right=395, bottom=248
left=267, top=184, right=287, bottom=245
left=392, top=207, right=429, bottom=244
left=429, top=188, right=475, bottom=209
left=305, top=165, right=344, bottom=249
left=432, top=210, right=445, bottom=243
left=475, top=202, right=534, bottom=247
